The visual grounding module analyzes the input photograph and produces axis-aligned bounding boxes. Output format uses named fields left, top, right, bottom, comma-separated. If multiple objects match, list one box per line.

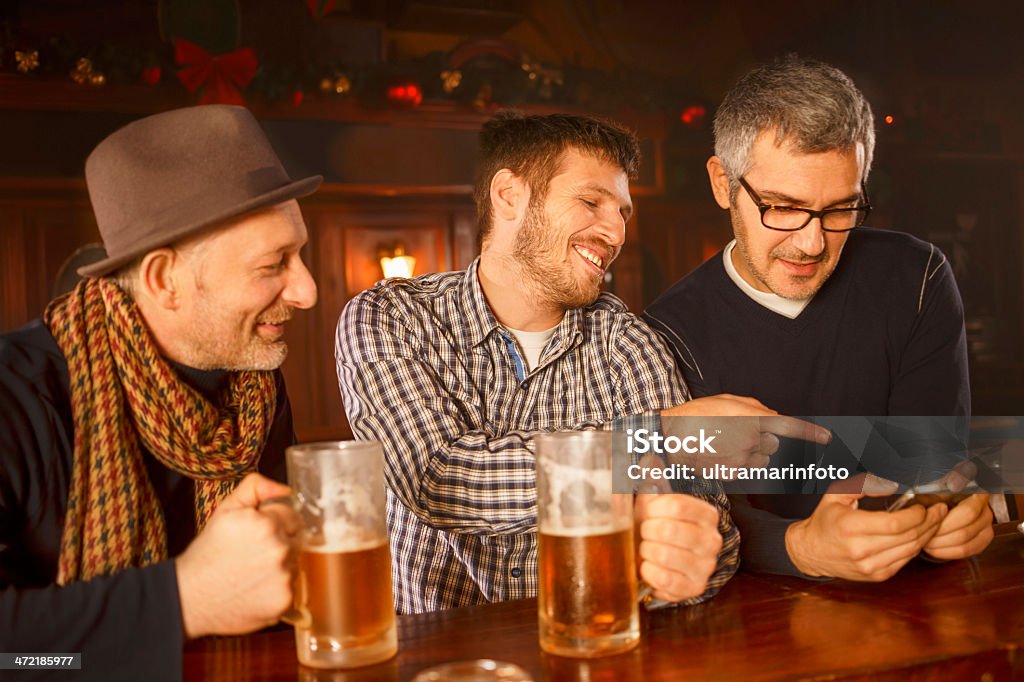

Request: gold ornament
left=440, top=69, right=462, bottom=94
left=472, top=84, right=494, bottom=111
left=71, top=58, right=91, bottom=84
left=15, top=50, right=40, bottom=73
left=521, top=59, right=562, bottom=100
left=70, top=58, right=105, bottom=87
left=320, top=74, right=351, bottom=95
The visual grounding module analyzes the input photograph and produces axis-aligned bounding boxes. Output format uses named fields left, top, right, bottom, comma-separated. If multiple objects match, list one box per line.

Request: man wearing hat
left=0, top=105, right=319, bottom=679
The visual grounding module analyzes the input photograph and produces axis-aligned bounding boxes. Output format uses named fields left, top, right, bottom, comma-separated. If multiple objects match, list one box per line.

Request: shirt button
left=510, top=567, right=522, bottom=578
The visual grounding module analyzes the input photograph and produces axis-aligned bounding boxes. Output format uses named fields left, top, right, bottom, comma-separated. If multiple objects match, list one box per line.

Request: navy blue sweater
left=644, top=227, right=970, bottom=576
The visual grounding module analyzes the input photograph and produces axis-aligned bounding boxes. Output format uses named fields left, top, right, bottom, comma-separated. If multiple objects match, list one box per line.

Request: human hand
left=633, top=494, right=723, bottom=602
left=175, top=473, right=301, bottom=639
left=659, top=394, right=831, bottom=472
left=923, top=493, right=994, bottom=560
left=785, top=475, right=947, bottom=581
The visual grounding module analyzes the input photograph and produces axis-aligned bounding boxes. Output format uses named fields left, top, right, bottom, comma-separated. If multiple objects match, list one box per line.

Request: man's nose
left=789, top=218, right=826, bottom=257
left=284, top=256, right=318, bottom=310
left=594, top=210, right=627, bottom=248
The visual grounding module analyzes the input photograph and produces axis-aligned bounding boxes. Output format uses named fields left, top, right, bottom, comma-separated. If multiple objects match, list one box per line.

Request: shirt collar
left=462, top=257, right=585, bottom=356
left=462, top=258, right=504, bottom=348
left=722, top=240, right=812, bottom=319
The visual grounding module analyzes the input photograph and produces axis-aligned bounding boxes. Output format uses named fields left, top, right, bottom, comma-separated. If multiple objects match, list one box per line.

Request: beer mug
left=286, top=441, right=398, bottom=669
left=535, top=431, right=640, bottom=658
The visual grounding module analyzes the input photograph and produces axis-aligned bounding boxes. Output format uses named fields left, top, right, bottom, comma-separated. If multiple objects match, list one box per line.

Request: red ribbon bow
left=305, top=0, right=337, bottom=18
left=174, top=39, right=258, bottom=106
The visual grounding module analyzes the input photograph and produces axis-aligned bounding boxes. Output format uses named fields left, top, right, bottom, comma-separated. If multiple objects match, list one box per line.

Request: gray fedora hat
left=79, top=105, right=322, bottom=277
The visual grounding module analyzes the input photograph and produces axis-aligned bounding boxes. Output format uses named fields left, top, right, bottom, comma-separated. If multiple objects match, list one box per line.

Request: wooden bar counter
left=184, top=523, right=1024, bottom=681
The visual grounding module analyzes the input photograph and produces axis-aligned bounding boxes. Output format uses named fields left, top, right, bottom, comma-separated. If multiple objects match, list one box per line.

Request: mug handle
left=280, top=569, right=311, bottom=629
left=258, top=495, right=310, bottom=628
left=637, top=580, right=654, bottom=605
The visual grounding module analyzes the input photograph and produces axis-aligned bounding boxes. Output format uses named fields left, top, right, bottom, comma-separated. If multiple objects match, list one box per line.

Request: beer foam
left=541, top=520, right=630, bottom=537
left=320, top=484, right=376, bottom=519
left=306, top=518, right=387, bottom=553
left=304, top=537, right=387, bottom=554
left=540, top=459, right=624, bottom=535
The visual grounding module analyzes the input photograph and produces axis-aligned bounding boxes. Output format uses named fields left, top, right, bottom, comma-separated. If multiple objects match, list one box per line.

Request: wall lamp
left=379, top=243, right=416, bottom=279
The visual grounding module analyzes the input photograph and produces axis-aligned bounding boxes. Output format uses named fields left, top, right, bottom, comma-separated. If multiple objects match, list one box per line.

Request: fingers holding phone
left=923, top=493, right=994, bottom=560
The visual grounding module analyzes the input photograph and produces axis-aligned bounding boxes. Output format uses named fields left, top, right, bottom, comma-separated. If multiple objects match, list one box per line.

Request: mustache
left=572, top=235, right=619, bottom=264
left=771, top=248, right=825, bottom=264
left=256, top=305, right=294, bottom=325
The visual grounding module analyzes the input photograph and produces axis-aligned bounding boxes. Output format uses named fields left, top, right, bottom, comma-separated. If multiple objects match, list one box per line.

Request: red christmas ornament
left=680, top=104, right=707, bottom=128
left=174, top=39, right=259, bottom=106
left=387, top=82, right=423, bottom=107
left=291, top=90, right=304, bottom=107
left=142, top=66, right=162, bottom=86
left=305, top=0, right=337, bottom=18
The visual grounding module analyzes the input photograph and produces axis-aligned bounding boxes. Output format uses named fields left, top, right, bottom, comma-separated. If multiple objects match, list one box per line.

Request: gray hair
left=111, top=259, right=141, bottom=299
left=713, top=55, right=875, bottom=194
left=108, top=235, right=209, bottom=301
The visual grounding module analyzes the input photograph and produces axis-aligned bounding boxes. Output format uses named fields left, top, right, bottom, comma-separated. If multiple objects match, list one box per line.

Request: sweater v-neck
left=711, top=252, right=848, bottom=336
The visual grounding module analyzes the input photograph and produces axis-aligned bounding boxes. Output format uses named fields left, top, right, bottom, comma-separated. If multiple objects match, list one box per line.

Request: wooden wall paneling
left=611, top=245, right=643, bottom=313
left=31, top=202, right=101, bottom=306
left=341, top=212, right=452, bottom=296
left=631, top=198, right=732, bottom=309
left=451, top=206, right=479, bottom=269
left=0, top=196, right=100, bottom=332
left=278, top=233, right=326, bottom=444
left=0, top=205, right=28, bottom=331
left=310, top=207, right=351, bottom=441
left=610, top=208, right=644, bottom=313
left=18, top=207, right=48, bottom=325
left=285, top=202, right=478, bottom=443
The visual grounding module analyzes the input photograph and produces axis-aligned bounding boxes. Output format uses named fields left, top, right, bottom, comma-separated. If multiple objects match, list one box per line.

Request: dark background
left=2, top=0, right=1022, bottom=439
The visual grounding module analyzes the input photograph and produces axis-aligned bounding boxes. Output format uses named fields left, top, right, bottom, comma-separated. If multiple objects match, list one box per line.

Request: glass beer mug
left=534, top=431, right=640, bottom=658
left=286, top=441, right=398, bottom=669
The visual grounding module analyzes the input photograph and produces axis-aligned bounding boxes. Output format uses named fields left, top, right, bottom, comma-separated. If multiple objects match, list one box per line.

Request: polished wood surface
left=183, top=523, right=1024, bottom=681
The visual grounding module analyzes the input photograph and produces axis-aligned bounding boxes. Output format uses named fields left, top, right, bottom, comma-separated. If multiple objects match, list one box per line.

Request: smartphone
left=884, top=483, right=984, bottom=512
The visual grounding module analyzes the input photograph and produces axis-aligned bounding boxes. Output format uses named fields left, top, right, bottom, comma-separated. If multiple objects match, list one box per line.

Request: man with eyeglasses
left=644, top=56, right=993, bottom=582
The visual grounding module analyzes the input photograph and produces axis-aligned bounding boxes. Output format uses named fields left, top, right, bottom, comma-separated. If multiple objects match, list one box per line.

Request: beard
left=731, top=208, right=837, bottom=301
left=178, top=295, right=292, bottom=371
left=512, top=202, right=610, bottom=310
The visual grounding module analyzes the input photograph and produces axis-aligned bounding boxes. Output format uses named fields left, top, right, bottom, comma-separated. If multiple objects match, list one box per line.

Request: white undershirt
left=507, top=325, right=558, bottom=371
left=722, top=240, right=812, bottom=319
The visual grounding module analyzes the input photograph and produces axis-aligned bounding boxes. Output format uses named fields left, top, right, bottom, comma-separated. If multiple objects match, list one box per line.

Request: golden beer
left=294, top=541, right=397, bottom=669
left=538, top=526, right=640, bottom=657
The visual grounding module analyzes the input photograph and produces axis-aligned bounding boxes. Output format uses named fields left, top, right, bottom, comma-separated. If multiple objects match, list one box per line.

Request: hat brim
left=78, top=174, right=323, bottom=277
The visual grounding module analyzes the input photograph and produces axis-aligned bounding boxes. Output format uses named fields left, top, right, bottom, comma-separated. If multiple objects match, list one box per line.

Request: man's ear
left=706, top=156, right=732, bottom=210
left=137, top=248, right=182, bottom=310
left=489, top=168, right=529, bottom=224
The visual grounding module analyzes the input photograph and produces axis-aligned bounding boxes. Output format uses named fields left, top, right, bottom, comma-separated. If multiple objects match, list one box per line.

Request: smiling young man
left=0, top=106, right=318, bottom=680
left=336, top=112, right=751, bottom=614
left=644, top=56, right=993, bottom=582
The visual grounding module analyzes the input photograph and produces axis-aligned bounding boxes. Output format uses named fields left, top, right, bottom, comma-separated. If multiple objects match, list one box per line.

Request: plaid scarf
left=44, top=278, right=277, bottom=584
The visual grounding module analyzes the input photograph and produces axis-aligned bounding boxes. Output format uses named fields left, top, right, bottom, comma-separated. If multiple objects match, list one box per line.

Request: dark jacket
left=0, top=320, right=294, bottom=681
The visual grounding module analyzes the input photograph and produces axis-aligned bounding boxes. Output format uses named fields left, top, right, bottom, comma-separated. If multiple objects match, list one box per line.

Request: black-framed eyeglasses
left=738, top=176, right=871, bottom=233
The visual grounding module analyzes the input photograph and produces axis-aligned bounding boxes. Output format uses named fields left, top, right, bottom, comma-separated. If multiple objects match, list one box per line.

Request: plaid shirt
left=336, top=259, right=739, bottom=614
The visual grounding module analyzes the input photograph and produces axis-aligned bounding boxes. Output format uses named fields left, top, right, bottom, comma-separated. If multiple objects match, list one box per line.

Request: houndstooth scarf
left=44, top=278, right=277, bottom=584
